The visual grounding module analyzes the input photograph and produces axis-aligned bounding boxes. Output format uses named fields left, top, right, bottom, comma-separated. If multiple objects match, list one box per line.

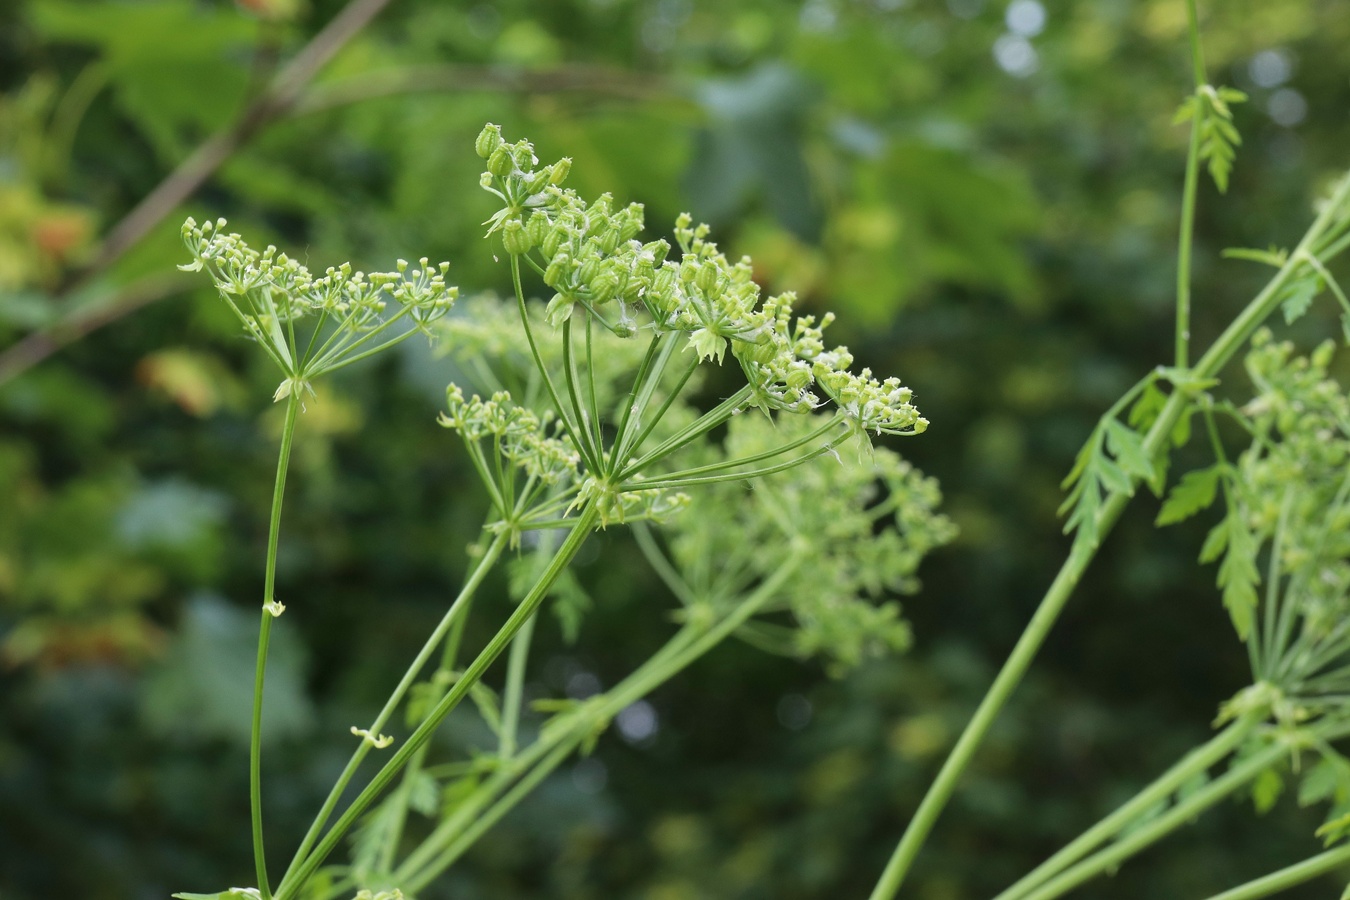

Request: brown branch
left=292, top=63, right=679, bottom=116
left=0, top=272, right=196, bottom=384
left=7, top=2, right=681, bottom=388
left=80, top=0, right=397, bottom=283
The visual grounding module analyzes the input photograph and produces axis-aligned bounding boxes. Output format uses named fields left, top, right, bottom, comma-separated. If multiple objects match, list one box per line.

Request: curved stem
left=250, top=391, right=301, bottom=899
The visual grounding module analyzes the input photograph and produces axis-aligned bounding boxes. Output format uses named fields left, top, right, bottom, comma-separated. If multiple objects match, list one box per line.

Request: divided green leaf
left=1200, top=504, right=1260, bottom=640
left=1157, top=465, right=1223, bottom=526
left=1175, top=85, right=1247, bottom=193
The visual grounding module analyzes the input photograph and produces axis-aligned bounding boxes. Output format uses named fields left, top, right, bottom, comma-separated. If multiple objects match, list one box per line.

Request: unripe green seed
left=526, top=212, right=551, bottom=248
left=544, top=253, right=571, bottom=289
left=487, top=146, right=513, bottom=177
left=549, top=157, right=572, bottom=185
left=502, top=219, right=532, bottom=255
left=590, top=270, right=619, bottom=304
left=578, top=257, right=601, bottom=286
left=695, top=260, right=719, bottom=295
left=475, top=123, right=503, bottom=160
left=542, top=226, right=567, bottom=260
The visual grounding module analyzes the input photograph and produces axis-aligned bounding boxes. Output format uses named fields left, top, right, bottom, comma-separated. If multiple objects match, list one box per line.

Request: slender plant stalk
left=250, top=392, right=301, bottom=900
left=273, top=503, right=600, bottom=900
left=377, top=516, right=512, bottom=874
left=395, top=560, right=800, bottom=891
left=277, top=530, right=511, bottom=887
left=868, top=173, right=1350, bottom=900
left=1175, top=0, right=1208, bottom=369
left=994, top=709, right=1264, bottom=900
left=1202, top=844, right=1350, bottom=900
left=390, top=622, right=707, bottom=886
left=1016, top=740, right=1288, bottom=900
left=499, top=610, right=538, bottom=759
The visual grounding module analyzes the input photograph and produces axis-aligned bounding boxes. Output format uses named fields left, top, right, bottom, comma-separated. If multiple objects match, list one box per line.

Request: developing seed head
left=502, top=219, right=532, bottom=256
left=475, top=123, right=504, bottom=160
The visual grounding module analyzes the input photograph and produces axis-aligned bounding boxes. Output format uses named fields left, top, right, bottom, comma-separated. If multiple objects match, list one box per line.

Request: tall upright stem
left=250, top=392, right=301, bottom=900
left=1175, top=0, right=1208, bottom=369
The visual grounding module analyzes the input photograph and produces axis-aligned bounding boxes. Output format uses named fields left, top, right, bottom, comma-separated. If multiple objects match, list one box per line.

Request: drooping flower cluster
left=181, top=217, right=457, bottom=399
left=474, top=123, right=927, bottom=439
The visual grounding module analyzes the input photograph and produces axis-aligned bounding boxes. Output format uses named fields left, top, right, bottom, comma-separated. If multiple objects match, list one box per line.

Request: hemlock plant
left=171, top=5, right=1350, bottom=898
left=175, top=122, right=948, bottom=900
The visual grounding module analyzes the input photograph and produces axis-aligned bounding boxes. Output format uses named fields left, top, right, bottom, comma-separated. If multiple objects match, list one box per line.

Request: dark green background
left=2, top=0, right=1350, bottom=897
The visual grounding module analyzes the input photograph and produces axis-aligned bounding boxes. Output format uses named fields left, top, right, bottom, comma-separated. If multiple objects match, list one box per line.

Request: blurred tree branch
left=0, top=0, right=680, bottom=389
left=81, top=0, right=398, bottom=282
left=0, top=272, right=196, bottom=383
left=292, top=63, right=676, bottom=116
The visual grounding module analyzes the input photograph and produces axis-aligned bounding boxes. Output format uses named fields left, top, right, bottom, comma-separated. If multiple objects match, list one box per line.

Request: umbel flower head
left=181, top=217, right=457, bottom=400
left=473, top=123, right=927, bottom=444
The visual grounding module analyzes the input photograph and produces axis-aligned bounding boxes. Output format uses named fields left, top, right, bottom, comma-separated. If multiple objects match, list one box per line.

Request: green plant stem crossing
left=869, top=173, right=1350, bottom=900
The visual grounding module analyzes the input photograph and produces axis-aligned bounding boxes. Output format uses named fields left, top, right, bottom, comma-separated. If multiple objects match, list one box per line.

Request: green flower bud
left=487, top=145, right=513, bottom=177
left=475, top=123, right=503, bottom=160
left=502, top=219, right=532, bottom=256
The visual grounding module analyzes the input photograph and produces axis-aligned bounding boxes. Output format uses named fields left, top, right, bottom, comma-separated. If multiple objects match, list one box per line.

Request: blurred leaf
left=140, top=593, right=314, bottom=745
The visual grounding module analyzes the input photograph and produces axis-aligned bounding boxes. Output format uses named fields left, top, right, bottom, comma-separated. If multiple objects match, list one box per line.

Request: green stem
left=1202, top=844, right=1350, bottom=900
left=511, top=255, right=601, bottom=472
left=625, top=442, right=840, bottom=492
left=273, top=503, right=599, bottom=900
left=1175, top=0, right=1206, bottom=368
left=1177, top=0, right=1209, bottom=367
left=277, top=530, right=510, bottom=888
left=617, top=384, right=754, bottom=480
left=396, top=560, right=799, bottom=890
left=869, top=175, right=1350, bottom=900
left=1017, top=739, right=1287, bottom=900
left=250, top=392, right=301, bottom=900
left=995, top=709, right=1263, bottom=900
left=377, top=533, right=494, bottom=874
left=499, top=610, right=537, bottom=759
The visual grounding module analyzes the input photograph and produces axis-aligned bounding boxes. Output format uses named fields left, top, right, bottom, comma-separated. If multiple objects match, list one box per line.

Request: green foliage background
left=2, top=0, right=1350, bottom=897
